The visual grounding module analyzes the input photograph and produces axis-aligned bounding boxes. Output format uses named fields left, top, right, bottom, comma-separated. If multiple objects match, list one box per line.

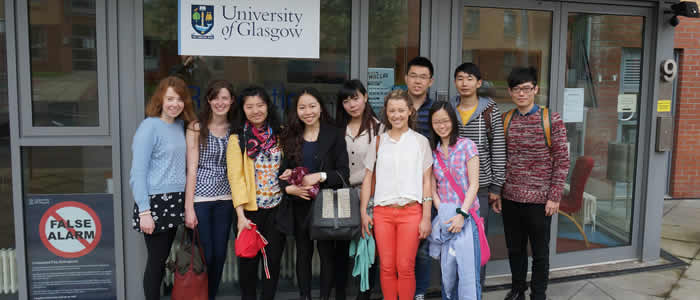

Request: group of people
left=129, top=56, right=569, bottom=300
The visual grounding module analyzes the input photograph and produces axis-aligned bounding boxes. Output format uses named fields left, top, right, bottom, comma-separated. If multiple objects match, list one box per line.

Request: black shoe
left=356, top=291, right=370, bottom=300
left=504, top=289, right=525, bottom=300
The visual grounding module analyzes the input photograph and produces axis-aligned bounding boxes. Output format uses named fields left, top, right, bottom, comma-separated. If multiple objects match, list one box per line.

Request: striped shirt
left=503, top=108, right=570, bottom=204
left=451, top=97, right=507, bottom=195
left=416, top=96, right=435, bottom=138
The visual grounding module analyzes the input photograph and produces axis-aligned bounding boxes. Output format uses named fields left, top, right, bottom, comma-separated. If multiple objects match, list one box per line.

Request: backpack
left=502, top=106, right=552, bottom=148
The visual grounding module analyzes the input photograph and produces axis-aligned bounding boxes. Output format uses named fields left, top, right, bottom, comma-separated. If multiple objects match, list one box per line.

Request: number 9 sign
left=661, top=59, right=677, bottom=82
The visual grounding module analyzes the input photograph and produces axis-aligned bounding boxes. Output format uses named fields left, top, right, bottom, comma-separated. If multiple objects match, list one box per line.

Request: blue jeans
left=194, top=200, right=234, bottom=300
left=415, top=206, right=437, bottom=296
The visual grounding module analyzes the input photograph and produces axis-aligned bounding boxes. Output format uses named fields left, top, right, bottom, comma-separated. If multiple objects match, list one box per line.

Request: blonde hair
left=381, top=89, right=416, bottom=130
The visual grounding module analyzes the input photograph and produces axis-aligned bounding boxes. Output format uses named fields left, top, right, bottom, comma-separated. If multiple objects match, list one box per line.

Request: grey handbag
left=310, top=171, right=361, bottom=240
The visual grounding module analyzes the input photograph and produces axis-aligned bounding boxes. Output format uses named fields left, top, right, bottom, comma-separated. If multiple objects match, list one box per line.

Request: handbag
left=171, top=226, right=208, bottom=300
left=310, top=170, right=362, bottom=240
left=435, top=153, right=491, bottom=267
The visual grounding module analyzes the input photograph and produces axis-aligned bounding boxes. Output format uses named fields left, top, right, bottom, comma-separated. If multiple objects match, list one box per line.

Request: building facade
left=671, top=12, right=700, bottom=199
left=0, top=0, right=684, bottom=299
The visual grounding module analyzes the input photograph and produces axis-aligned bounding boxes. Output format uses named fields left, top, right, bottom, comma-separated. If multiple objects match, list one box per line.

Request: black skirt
left=132, top=192, right=185, bottom=233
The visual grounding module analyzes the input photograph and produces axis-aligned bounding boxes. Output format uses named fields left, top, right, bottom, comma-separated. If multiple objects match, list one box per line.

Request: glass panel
left=462, top=7, right=552, bottom=114
left=28, top=0, right=99, bottom=127
left=22, top=146, right=112, bottom=194
left=556, top=14, right=644, bottom=253
left=144, top=0, right=350, bottom=120
left=143, top=0, right=351, bottom=296
left=0, top=0, right=18, bottom=298
left=367, top=0, right=421, bottom=113
left=462, top=7, right=553, bottom=261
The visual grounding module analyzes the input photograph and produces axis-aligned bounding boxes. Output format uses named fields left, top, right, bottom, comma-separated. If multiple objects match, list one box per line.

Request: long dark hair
left=232, top=86, right=282, bottom=150
left=281, top=87, right=332, bottom=163
left=197, top=80, right=236, bottom=147
left=428, top=101, right=460, bottom=151
left=335, top=79, right=380, bottom=142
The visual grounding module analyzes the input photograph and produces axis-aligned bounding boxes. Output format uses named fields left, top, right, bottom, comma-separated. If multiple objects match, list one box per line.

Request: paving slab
left=683, top=259, right=700, bottom=281
left=660, top=238, right=700, bottom=259
left=546, top=280, right=587, bottom=300
left=668, top=278, right=700, bottom=300
left=661, top=223, right=700, bottom=243
left=482, top=289, right=508, bottom=300
left=663, top=200, right=681, bottom=215
left=569, top=282, right=613, bottom=300
left=589, top=269, right=681, bottom=297
left=591, top=279, right=666, bottom=300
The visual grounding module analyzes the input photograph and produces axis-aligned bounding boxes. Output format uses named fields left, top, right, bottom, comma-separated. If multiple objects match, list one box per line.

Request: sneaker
left=415, top=294, right=425, bottom=300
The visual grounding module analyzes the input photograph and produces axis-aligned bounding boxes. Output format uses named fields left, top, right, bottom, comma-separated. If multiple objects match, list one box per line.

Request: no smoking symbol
left=39, top=201, right=102, bottom=258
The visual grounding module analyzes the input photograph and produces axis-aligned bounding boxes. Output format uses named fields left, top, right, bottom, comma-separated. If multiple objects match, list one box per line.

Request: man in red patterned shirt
left=493, top=67, right=570, bottom=300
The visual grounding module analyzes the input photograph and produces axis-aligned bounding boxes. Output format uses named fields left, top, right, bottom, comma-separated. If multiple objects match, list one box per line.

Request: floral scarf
left=242, top=121, right=277, bottom=159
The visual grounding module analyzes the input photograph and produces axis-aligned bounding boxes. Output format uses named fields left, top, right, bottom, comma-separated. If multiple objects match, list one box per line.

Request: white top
left=364, top=129, right=433, bottom=207
left=345, top=122, right=384, bottom=186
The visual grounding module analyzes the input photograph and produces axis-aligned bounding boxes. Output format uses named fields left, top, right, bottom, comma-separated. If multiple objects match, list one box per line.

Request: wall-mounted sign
left=367, top=68, right=395, bottom=114
left=563, top=88, right=584, bottom=123
left=179, top=0, right=320, bottom=58
left=657, top=99, right=672, bottom=112
left=617, top=94, right=638, bottom=113
left=25, top=194, right=116, bottom=300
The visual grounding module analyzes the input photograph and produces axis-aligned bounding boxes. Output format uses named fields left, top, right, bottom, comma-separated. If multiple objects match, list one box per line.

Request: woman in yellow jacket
left=226, top=86, right=284, bottom=300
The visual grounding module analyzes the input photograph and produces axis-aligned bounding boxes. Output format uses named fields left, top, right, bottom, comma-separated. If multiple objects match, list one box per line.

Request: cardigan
left=129, top=117, right=187, bottom=212
left=226, top=134, right=265, bottom=211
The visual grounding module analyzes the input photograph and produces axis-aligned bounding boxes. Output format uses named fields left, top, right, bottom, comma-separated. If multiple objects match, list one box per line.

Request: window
left=504, top=10, right=517, bottom=38
left=464, top=8, right=480, bottom=39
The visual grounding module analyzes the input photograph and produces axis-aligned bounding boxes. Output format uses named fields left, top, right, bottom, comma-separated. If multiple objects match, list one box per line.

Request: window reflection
left=28, top=0, right=99, bottom=127
left=557, top=14, right=644, bottom=253
left=462, top=7, right=552, bottom=113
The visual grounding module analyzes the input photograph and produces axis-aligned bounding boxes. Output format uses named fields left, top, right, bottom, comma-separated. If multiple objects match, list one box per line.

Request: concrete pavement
left=480, top=199, right=700, bottom=300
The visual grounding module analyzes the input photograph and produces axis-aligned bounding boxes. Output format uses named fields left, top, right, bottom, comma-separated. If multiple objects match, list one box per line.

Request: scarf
left=242, top=121, right=277, bottom=159
left=288, top=167, right=320, bottom=199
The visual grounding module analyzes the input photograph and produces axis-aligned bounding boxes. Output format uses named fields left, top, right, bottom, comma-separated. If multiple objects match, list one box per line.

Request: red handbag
left=171, top=228, right=208, bottom=300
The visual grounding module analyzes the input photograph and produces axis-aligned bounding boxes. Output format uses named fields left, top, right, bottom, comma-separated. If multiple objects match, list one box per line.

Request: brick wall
left=671, top=15, right=700, bottom=198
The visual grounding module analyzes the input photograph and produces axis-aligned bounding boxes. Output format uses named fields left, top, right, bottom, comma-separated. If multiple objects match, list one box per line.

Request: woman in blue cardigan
left=129, top=76, right=196, bottom=300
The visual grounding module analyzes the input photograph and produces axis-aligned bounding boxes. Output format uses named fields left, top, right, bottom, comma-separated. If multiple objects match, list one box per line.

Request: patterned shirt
left=254, top=144, right=283, bottom=208
left=194, top=130, right=232, bottom=200
left=433, top=137, right=480, bottom=209
left=503, top=107, right=570, bottom=204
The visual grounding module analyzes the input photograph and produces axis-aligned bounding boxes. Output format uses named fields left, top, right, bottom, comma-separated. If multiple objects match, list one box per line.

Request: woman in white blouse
left=360, top=89, right=433, bottom=300
left=335, top=79, right=382, bottom=300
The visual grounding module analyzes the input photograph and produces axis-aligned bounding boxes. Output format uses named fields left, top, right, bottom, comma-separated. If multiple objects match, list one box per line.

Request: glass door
left=551, top=3, right=651, bottom=267
left=456, top=0, right=561, bottom=277
left=453, top=1, right=651, bottom=278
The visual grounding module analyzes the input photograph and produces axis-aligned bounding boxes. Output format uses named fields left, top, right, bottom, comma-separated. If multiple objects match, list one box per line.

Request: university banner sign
left=179, top=0, right=320, bottom=58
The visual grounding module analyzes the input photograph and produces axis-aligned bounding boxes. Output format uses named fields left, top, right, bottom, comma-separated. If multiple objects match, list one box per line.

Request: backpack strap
left=502, top=109, right=516, bottom=140
left=483, top=105, right=494, bottom=145
left=540, top=107, right=552, bottom=148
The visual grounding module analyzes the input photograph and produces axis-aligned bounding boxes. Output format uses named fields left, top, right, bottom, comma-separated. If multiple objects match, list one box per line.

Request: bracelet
left=138, top=210, right=151, bottom=216
left=422, top=196, right=433, bottom=202
left=455, top=208, right=469, bottom=218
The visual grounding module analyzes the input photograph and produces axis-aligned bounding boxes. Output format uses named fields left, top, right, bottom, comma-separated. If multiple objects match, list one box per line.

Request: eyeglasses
left=510, top=86, right=535, bottom=94
left=407, top=73, right=431, bottom=81
left=432, top=119, right=452, bottom=126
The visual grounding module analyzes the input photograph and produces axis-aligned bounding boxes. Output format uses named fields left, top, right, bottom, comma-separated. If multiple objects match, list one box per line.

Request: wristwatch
left=320, top=172, right=327, bottom=182
left=456, top=207, right=469, bottom=218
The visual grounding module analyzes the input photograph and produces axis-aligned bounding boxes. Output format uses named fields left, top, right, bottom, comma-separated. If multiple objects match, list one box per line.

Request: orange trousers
left=373, top=204, right=422, bottom=300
